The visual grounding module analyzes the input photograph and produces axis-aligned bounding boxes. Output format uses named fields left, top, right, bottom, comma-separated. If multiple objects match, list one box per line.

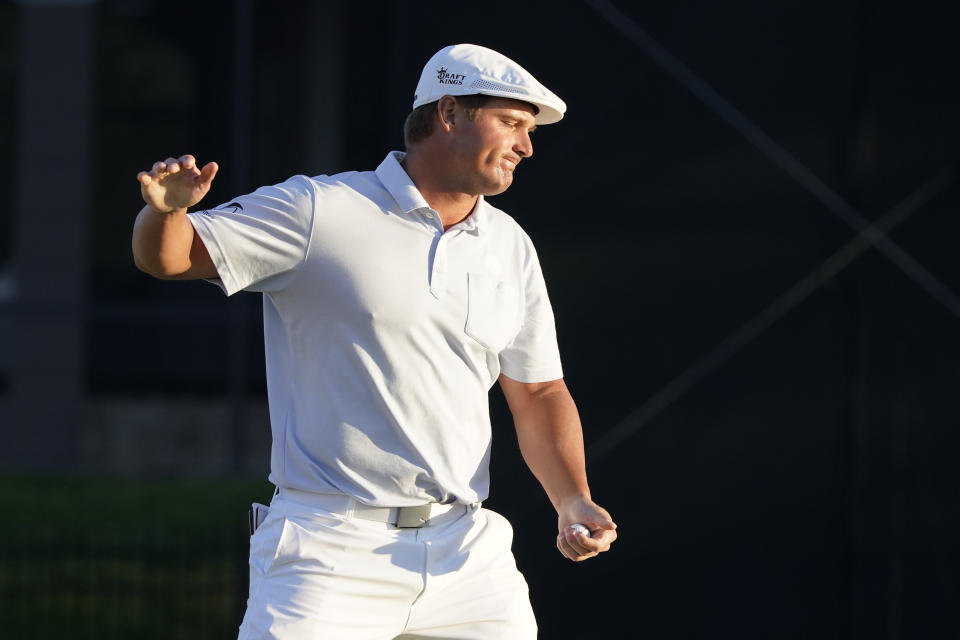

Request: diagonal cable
left=587, top=167, right=955, bottom=462
left=584, top=0, right=960, bottom=320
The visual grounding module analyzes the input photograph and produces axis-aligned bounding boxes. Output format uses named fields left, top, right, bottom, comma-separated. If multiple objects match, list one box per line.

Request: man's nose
left=515, top=130, right=533, bottom=158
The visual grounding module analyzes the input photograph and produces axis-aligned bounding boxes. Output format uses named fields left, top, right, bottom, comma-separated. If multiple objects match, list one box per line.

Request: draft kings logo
left=436, top=66, right=467, bottom=85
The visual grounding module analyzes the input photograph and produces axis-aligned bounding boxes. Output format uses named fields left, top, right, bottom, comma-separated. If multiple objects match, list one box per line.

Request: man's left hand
left=555, top=495, right=617, bottom=562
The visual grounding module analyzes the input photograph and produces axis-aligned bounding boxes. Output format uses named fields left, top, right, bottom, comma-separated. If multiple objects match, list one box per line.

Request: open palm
left=137, top=154, right=218, bottom=213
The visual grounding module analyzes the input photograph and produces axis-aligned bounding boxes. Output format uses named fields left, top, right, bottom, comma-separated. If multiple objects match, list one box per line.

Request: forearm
left=511, top=380, right=591, bottom=512
left=132, top=204, right=194, bottom=277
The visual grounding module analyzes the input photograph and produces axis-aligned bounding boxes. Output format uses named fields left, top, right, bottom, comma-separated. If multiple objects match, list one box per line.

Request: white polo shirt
left=187, top=151, right=563, bottom=506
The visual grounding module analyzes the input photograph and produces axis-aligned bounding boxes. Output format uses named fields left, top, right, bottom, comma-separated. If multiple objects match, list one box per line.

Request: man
left=132, top=43, right=616, bottom=639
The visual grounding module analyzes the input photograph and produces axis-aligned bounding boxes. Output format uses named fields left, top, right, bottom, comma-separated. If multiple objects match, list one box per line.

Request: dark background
left=1, top=0, right=958, bottom=638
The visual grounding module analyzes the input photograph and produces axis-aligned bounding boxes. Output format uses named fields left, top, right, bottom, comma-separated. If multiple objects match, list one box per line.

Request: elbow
left=132, top=251, right=149, bottom=275
left=132, top=246, right=161, bottom=278
left=132, top=249, right=185, bottom=280
left=132, top=249, right=152, bottom=276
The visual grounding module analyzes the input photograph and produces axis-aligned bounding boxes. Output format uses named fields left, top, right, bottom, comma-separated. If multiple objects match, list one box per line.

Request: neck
left=402, top=147, right=478, bottom=229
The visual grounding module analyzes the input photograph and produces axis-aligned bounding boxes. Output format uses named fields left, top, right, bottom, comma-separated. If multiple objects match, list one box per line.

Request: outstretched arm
left=132, top=154, right=219, bottom=279
left=498, top=374, right=618, bottom=562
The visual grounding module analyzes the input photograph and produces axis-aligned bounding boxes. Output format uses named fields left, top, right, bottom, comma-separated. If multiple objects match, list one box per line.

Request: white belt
left=279, top=488, right=469, bottom=528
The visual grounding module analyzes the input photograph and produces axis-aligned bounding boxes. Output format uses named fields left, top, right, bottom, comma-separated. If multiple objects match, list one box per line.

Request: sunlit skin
left=444, top=96, right=536, bottom=196
left=403, top=96, right=538, bottom=229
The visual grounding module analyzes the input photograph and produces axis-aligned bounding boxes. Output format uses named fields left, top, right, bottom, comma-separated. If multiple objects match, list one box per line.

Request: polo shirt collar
left=375, top=151, right=486, bottom=234
left=376, top=151, right=429, bottom=214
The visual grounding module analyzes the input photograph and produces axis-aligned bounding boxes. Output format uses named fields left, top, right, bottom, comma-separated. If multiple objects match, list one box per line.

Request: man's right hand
left=137, top=154, right=218, bottom=213
left=132, top=154, right=218, bottom=279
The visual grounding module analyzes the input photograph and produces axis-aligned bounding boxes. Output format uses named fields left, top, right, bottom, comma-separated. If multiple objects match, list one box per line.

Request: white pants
left=238, top=493, right=538, bottom=639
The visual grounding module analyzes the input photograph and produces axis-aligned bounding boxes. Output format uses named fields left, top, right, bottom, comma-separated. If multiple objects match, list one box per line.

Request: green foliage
left=0, top=476, right=272, bottom=640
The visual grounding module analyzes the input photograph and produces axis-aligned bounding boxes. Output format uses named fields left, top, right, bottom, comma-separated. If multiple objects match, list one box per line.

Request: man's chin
left=483, top=174, right=514, bottom=196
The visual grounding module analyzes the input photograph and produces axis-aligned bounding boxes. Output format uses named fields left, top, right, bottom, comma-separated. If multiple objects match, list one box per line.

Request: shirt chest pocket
left=464, top=272, right=522, bottom=353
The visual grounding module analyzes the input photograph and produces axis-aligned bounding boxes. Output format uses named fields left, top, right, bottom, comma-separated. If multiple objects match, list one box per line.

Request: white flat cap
left=412, top=44, right=566, bottom=125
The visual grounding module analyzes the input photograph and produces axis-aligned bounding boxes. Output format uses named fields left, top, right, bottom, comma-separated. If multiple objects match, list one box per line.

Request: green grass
left=0, top=476, right=273, bottom=640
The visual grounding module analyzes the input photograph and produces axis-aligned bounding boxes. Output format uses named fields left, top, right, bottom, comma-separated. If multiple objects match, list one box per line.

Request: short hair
left=403, top=94, right=492, bottom=149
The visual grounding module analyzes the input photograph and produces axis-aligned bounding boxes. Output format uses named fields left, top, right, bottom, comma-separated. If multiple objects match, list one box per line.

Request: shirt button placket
left=430, top=234, right=448, bottom=298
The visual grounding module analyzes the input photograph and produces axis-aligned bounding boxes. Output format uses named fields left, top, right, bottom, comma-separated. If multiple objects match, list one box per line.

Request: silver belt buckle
left=396, top=504, right=432, bottom=528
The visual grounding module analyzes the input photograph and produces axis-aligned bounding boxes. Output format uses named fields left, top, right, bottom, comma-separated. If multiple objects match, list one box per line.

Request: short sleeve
left=187, top=175, right=317, bottom=295
left=498, top=235, right=564, bottom=383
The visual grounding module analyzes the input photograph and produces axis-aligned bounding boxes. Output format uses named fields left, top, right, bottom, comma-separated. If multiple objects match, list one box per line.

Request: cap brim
left=468, top=89, right=564, bottom=125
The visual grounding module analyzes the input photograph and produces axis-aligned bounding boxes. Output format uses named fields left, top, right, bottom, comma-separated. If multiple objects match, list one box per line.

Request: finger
left=164, top=157, right=181, bottom=174
left=556, top=533, right=587, bottom=561
left=592, top=518, right=617, bottom=531
left=137, top=171, right=152, bottom=184
left=152, top=160, right=166, bottom=173
left=580, top=518, right=616, bottom=540
left=179, top=154, right=196, bottom=170
left=561, top=524, right=617, bottom=559
left=592, top=528, right=618, bottom=547
left=561, top=525, right=595, bottom=556
left=557, top=531, right=597, bottom=561
left=198, top=161, right=219, bottom=186
left=583, top=529, right=616, bottom=554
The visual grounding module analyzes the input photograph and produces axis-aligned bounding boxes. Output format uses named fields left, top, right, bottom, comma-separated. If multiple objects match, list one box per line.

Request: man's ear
left=437, top=96, right=458, bottom=132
